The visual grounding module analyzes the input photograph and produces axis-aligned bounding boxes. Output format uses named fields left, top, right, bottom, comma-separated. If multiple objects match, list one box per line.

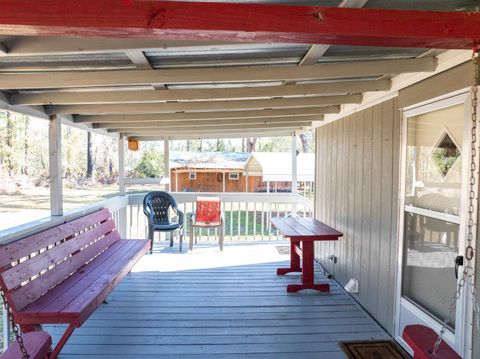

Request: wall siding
left=315, top=97, right=401, bottom=334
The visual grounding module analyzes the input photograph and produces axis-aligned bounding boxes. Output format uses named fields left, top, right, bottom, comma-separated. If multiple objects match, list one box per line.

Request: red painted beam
left=0, top=1, right=479, bottom=50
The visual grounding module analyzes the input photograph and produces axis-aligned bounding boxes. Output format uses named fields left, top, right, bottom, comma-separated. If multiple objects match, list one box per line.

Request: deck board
left=45, top=242, right=389, bottom=358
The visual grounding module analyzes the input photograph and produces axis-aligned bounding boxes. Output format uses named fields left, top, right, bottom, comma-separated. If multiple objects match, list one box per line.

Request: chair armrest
left=173, top=206, right=184, bottom=226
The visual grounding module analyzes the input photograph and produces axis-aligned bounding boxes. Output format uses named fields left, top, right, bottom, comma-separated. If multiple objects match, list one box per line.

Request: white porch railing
left=0, top=191, right=313, bottom=351
left=127, top=192, right=313, bottom=241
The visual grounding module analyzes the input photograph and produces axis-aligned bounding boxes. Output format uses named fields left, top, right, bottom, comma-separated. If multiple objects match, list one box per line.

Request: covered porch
left=0, top=1, right=480, bottom=359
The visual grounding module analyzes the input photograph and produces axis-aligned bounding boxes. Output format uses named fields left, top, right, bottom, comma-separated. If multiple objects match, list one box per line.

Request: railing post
left=2, top=307, right=10, bottom=351
left=49, top=114, right=63, bottom=216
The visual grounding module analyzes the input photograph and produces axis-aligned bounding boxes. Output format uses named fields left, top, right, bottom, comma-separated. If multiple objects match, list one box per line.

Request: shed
left=170, top=152, right=252, bottom=192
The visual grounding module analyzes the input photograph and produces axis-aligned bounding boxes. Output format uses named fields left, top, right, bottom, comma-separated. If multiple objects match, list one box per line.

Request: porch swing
left=402, top=51, right=480, bottom=359
left=0, top=288, right=51, bottom=359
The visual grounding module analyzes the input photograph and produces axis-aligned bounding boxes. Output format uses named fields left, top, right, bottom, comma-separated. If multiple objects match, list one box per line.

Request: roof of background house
left=244, top=152, right=315, bottom=182
left=170, top=151, right=249, bottom=170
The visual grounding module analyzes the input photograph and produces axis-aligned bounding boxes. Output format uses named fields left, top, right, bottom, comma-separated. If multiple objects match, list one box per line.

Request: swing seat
left=403, top=325, right=461, bottom=359
left=0, top=332, right=52, bottom=359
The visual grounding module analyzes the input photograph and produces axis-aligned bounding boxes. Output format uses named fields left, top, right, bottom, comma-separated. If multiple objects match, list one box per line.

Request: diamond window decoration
left=432, top=131, right=461, bottom=177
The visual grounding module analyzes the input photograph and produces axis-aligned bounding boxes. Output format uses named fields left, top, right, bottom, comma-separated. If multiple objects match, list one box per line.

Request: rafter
left=107, top=122, right=312, bottom=133
left=0, top=58, right=436, bottom=90
left=2, top=36, right=235, bottom=56
left=10, top=79, right=389, bottom=106
left=292, top=1, right=369, bottom=67
left=124, top=127, right=307, bottom=137
left=93, top=116, right=320, bottom=129
left=0, top=1, right=479, bottom=49
left=47, top=95, right=360, bottom=115
left=74, top=107, right=336, bottom=124
left=132, top=130, right=296, bottom=141
left=125, top=50, right=153, bottom=70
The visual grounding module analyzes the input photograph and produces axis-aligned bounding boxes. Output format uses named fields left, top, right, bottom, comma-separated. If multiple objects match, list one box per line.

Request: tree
left=22, top=115, right=30, bottom=175
left=299, top=133, right=309, bottom=153
left=86, top=131, right=93, bottom=178
left=246, top=138, right=257, bottom=152
left=132, top=149, right=164, bottom=178
left=5, top=111, right=15, bottom=175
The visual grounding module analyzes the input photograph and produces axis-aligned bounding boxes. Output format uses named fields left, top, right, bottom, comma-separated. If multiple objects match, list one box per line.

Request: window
left=229, top=172, right=240, bottom=180
left=189, top=172, right=196, bottom=180
left=432, top=130, right=461, bottom=177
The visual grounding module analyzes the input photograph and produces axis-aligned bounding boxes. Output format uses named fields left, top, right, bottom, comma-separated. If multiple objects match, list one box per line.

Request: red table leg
left=285, top=241, right=330, bottom=293
left=277, top=240, right=302, bottom=275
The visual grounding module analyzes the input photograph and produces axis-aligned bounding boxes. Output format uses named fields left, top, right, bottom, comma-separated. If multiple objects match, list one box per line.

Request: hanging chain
left=0, top=289, right=29, bottom=359
left=432, top=50, right=479, bottom=354
left=471, top=51, right=480, bottom=335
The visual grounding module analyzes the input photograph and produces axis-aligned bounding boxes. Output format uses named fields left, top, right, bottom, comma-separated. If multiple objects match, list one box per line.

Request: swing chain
left=0, top=289, right=29, bottom=359
left=433, top=50, right=479, bottom=354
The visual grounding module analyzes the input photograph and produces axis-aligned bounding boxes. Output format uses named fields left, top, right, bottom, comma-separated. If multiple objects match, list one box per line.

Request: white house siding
left=314, top=97, right=401, bottom=335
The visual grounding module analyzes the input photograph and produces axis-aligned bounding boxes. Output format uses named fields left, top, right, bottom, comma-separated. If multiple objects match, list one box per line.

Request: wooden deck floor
left=46, top=241, right=389, bottom=359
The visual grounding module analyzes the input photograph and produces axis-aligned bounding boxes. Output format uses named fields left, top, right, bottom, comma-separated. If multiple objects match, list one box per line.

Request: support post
left=118, top=134, right=125, bottom=195
left=117, top=134, right=127, bottom=236
left=222, top=171, right=226, bottom=193
left=164, top=137, right=170, bottom=191
left=49, top=115, right=63, bottom=216
left=175, top=171, right=179, bottom=192
left=291, top=132, right=298, bottom=194
left=267, top=181, right=270, bottom=193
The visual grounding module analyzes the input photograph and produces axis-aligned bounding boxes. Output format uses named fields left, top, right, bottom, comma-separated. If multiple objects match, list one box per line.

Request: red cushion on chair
left=1, top=332, right=52, bottom=359
left=402, top=325, right=461, bottom=359
left=196, top=197, right=221, bottom=223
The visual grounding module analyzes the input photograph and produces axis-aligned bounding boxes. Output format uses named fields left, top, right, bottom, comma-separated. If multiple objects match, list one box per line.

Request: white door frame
left=394, top=88, right=475, bottom=358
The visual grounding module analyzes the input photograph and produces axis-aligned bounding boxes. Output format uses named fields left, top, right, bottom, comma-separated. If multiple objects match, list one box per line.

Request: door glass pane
left=405, top=104, right=463, bottom=216
left=402, top=212, right=459, bottom=329
left=403, top=103, right=464, bottom=330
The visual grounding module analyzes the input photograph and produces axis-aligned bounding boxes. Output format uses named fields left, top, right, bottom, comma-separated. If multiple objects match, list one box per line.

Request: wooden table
left=271, top=217, right=343, bottom=293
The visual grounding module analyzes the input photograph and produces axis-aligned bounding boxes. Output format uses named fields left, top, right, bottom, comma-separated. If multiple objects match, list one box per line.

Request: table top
left=271, top=217, right=343, bottom=241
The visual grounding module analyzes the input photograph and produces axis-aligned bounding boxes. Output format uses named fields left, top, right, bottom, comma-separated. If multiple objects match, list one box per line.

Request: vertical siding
left=315, top=98, right=400, bottom=334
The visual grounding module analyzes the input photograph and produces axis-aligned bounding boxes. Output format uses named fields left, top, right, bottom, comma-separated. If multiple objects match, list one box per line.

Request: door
left=396, top=94, right=471, bottom=356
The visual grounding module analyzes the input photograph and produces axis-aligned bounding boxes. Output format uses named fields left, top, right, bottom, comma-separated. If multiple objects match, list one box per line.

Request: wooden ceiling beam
left=107, top=122, right=312, bottom=133
left=74, top=107, right=336, bottom=124
left=124, top=127, right=306, bottom=137
left=47, top=95, right=360, bottom=115
left=0, top=58, right=436, bottom=90
left=93, top=116, right=321, bottom=129
left=0, top=1, right=479, bottom=49
left=11, top=79, right=389, bottom=106
left=4, top=36, right=235, bottom=56
left=132, top=130, right=296, bottom=141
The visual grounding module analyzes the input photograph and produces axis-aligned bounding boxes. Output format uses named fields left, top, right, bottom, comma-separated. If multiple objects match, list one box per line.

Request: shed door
left=397, top=96, right=469, bottom=356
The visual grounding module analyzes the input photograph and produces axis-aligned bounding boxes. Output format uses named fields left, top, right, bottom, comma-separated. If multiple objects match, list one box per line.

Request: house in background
left=244, top=152, right=315, bottom=194
left=170, top=151, right=315, bottom=193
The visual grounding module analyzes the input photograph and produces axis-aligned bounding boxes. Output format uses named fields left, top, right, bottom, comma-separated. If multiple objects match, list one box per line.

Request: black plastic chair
left=143, top=191, right=184, bottom=252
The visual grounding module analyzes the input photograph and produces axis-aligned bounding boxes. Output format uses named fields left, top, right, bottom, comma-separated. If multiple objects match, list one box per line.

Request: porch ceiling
left=0, top=0, right=477, bottom=140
